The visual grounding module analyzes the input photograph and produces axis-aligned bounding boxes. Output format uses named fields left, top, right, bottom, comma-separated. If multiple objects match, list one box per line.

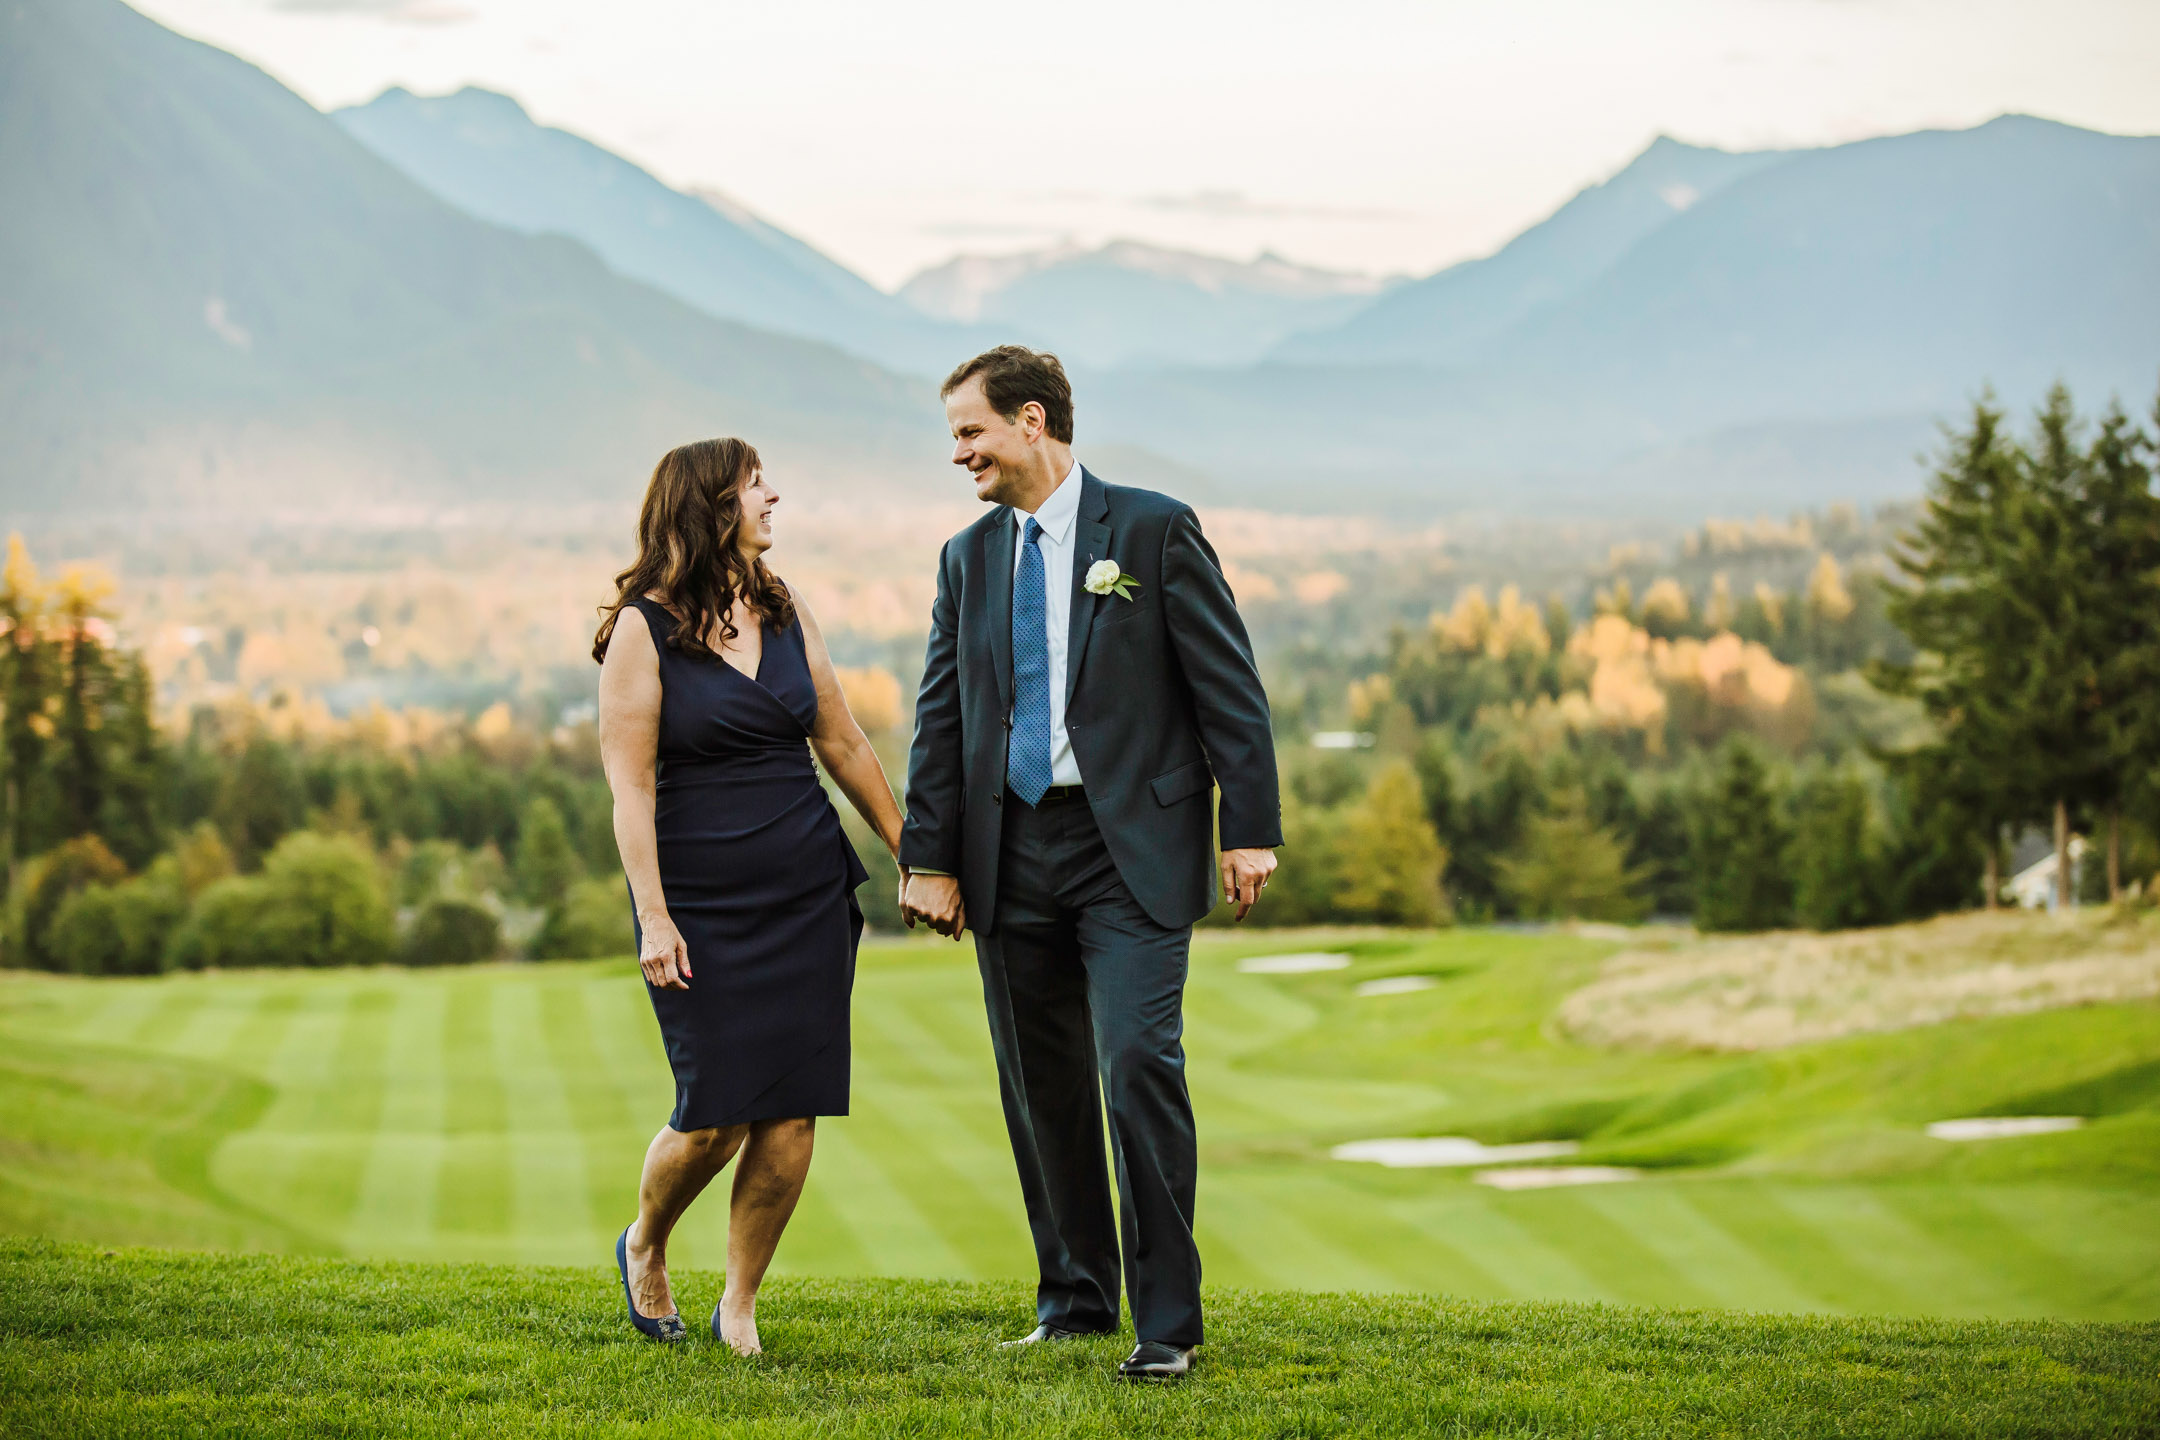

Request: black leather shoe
left=1117, top=1341, right=1195, bottom=1379
left=999, top=1322, right=1101, bottom=1348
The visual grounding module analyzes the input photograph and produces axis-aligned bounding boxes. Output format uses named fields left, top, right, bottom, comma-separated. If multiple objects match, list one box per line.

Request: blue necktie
left=1008, top=516, right=1054, bottom=805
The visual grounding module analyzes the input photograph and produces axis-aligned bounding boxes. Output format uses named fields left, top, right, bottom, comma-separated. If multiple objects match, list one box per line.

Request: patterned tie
left=1007, top=516, right=1054, bottom=805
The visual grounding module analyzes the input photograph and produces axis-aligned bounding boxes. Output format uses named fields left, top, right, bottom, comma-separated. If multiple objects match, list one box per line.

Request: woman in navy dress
left=594, top=437, right=905, bottom=1352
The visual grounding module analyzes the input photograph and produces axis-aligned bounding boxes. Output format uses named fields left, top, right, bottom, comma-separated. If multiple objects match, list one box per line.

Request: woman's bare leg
left=715, top=1117, right=816, bottom=1354
left=625, top=1123, right=746, bottom=1319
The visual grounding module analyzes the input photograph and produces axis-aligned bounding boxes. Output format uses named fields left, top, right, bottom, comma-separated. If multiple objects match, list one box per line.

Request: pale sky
left=136, top=0, right=2160, bottom=291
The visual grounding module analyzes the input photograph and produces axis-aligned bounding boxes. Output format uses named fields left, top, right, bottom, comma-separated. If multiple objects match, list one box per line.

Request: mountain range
left=4, top=0, right=2155, bottom=519
left=898, top=241, right=1394, bottom=368
left=0, top=0, right=938, bottom=515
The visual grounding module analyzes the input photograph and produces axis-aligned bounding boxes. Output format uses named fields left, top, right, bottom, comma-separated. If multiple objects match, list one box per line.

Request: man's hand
left=1220, top=848, right=1278, bottom=922
left=902, top=873, right=968, bottom=940
left=637, top=910, right=691, bottom=990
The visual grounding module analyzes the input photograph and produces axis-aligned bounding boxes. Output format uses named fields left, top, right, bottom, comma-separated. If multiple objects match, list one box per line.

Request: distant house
left=2005, top=830, right=2086, bottom=910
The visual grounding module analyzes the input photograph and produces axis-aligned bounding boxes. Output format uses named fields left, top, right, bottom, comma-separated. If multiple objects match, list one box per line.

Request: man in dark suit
left=899, top=346, right=1282, bottom=1381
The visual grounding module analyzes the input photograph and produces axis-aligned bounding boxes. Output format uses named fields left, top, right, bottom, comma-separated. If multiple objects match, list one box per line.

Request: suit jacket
left=900, top=468, right=1283, bottom=932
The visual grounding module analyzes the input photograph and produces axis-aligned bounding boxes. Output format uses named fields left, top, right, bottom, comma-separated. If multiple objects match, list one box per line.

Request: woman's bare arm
left=795, top=593, right=907, bottom=859
left=597, top=606, right=690, bottom=990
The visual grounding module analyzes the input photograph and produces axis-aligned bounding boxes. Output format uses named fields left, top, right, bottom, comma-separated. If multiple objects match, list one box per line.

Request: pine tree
left=2075, top=395, right=2160, bottom=902
left=1332, top=760, right=1449, bottom=926
left=513, top=794, right=583, bottom=908
left=1878, top=397, right=2040, bottom=907
left=1692, top=739, right=1793, bottom=932
left=1791, top=766, right=1878, bottom=930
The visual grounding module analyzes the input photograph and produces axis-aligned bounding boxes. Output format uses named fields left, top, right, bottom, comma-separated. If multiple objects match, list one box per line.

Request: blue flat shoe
left=616, top=1226, right=687, bottom=1343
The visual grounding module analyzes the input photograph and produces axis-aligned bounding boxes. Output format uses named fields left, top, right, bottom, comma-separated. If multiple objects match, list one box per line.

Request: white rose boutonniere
left=1084, top=559, right=1141, bottom=601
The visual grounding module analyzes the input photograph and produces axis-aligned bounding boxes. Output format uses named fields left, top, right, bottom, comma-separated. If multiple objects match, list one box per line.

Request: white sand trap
left=1475, top=1166, right=1641, bottom=1190
left=1926, top=1116, right=2085, bottom=1141
left=1356, top=975, right=1438, bottom=997
left=1238, top=952, right=1352, bottom=974
left=1571, top=923, right=1635, bottom=941
left=1332, top=1137, right=1580, bottom=1168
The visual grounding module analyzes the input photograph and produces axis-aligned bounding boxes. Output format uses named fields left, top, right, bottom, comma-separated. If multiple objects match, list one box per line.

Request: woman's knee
left=674, top=1123, right=748, bottom=1157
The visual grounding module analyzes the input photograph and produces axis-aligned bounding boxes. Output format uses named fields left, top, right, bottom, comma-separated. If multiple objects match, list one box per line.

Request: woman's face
left=736, top=467, right=778, bottom=558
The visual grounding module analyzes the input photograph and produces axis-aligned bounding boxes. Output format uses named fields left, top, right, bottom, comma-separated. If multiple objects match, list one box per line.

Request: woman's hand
left=639, top=910, right=692, bottom=990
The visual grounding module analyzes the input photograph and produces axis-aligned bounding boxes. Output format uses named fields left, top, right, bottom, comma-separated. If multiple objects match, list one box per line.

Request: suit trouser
left=972, top=790, right=1202, bottom=1346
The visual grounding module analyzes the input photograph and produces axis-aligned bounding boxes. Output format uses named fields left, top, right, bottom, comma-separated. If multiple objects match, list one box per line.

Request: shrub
left=171, top=831, right=393, bottom=969
left=48, top=866, right=189, bottom=975
left=402, top=897, right=502, bottom=966
left=531, top=876, right=633, bottom=960
left=12, top=835, right=130, bottom=970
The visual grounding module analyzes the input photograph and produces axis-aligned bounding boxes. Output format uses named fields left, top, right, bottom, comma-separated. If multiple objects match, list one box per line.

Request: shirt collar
left=1021, top=459, right=1082, bottom=546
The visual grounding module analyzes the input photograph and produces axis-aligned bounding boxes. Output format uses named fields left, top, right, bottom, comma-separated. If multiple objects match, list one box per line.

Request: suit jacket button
left=993, top=793, right=1002, bottom=805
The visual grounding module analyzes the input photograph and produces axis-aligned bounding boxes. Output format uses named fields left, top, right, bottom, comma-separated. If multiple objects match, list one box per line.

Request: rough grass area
left=1561, top=909, right=2160, bottom=1051
left=1, top=1241, right=2154, bottom=1439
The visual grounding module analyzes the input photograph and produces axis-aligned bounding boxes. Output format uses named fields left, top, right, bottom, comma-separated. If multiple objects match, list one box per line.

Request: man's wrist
left=908, top=867, right=954, bottom=878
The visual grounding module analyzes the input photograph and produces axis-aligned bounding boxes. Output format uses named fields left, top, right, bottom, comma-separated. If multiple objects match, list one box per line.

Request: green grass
left=3, top=1239, right=2154, bottom=1438
left=3, top=927, right=2158, bottom=1320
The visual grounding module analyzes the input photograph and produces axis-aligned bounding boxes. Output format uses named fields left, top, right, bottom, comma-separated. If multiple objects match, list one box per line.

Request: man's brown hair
left=940, top=345, right=1075, bottom=444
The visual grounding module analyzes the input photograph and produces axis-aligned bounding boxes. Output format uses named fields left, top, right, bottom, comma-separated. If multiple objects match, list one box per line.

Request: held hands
left=1220, top=847, right=1278, bottom=922
left=638, top=910, right=691, bottom=990
left=901, top=872, right=968, bottom=940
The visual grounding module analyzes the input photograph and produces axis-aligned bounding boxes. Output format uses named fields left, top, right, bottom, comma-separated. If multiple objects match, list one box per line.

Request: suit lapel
left=984, top=508, right=1016, bottom=712
left=1065, top=469, right=1112, bottom=706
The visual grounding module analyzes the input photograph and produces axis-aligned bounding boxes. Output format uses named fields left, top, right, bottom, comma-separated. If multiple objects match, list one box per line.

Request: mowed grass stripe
left=346, top=979, right=445, bottom=1258
left=1680, top=1180, right=1909, bottom=1314
left=435, top=972, right=511, bottom=1241
left=210, top=984, right=351, bottom=1232
left=219, top=985, right=305, bottom=1078
left=281, top=984, right=396, bottom=1233
left=159, top=980, right=266, bottom=1064
left=573, top=972, right=667, bottom=1132
left=836, top=1081, right=1029, bottom=1279
left=1970, top=1185, right=2160, bottom=1321
left=1199, top=1170, right=1405, bottom=1293
left=1879, top=1184, right=2134, bottom=1320
left=1770, top=1185, right=2028, bottom=1319
left=1583, top=1182, right=1825, bottom=1314
left=1403, top=1190, right=1615, bottom=1303
left=536, top=977, right=643, bottom=1249
left=1241, top=1168, right=1515, bottom=1297
left=494, top=979, right=593, bottom=1264
left=1496, top=1187, right=1721, bottom=1310
left=851, top=991, right=1030, bottom=1209
left=123, top=980, right=209, bottom=1051
left=804, top=1118, right=974, bottom=1278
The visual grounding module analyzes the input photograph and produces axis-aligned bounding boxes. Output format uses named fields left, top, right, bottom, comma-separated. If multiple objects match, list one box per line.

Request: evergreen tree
left=1878, top=397, right=2040, bottom=907
left=1791, top=766, right=1878, bottom=930
left=1692, top=739, right=1793, bottom=932
left=513, top=794, right=584, bottom=907
left=0, top=536, right=52, bottom=889
left=1495, top=787, right=1649, bottom=922
left=1332, top=760, right=1449, bottom=926
left=2075, top=396, right=2160, bottom=901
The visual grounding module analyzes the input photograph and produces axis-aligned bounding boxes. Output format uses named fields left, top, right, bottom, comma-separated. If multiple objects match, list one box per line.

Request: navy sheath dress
left=628, top=597, right=867, bottom=1131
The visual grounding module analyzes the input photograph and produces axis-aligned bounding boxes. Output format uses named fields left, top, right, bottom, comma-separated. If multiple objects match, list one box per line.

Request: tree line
left=1244, top=384, right=2158, bottom=931
left=1, top=538, right=629, bottom=974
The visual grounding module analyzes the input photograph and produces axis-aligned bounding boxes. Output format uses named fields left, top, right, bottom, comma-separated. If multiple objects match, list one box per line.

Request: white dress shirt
left=1014, top=459, right=1086, bottom=786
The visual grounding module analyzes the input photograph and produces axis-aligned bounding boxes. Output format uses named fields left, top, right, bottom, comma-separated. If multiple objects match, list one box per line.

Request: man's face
left=946, top=376, right=1035, bottom=506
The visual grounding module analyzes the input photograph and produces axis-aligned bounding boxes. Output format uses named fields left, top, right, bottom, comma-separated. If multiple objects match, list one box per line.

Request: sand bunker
left=1558, top=910, right=2160, bottom=1052
left=1474, top=1166, right=1640, bottom=1190
left=1926, top=1116, right=2085, bottom=1140
left=1332, top=1137, right=1580, bottom=1168
left=1238, top=952, right=1352, bottom=974
left=1355, top=975, right=1438, bottom=997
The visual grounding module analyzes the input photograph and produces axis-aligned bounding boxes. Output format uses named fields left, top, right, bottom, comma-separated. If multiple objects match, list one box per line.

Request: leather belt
left=1018, top=784, right=1087, bottom=807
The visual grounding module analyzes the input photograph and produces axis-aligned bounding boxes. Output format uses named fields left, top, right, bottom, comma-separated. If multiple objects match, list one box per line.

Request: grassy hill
left=3, top=1240, right=2154, bottom=1438
left=3, top=927, right=2156, bottom=1320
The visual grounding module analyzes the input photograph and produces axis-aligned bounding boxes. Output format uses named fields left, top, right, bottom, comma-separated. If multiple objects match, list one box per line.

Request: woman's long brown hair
left=592, top=438, right=795, bottom=664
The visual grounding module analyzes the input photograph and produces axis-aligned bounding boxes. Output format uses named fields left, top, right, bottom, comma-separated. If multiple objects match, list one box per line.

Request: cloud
left=269, top=0, right=476, bottom=25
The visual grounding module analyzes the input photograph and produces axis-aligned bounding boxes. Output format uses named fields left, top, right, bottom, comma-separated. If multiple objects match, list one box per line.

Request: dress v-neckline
left=716, top=627, right=767, bottom=690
